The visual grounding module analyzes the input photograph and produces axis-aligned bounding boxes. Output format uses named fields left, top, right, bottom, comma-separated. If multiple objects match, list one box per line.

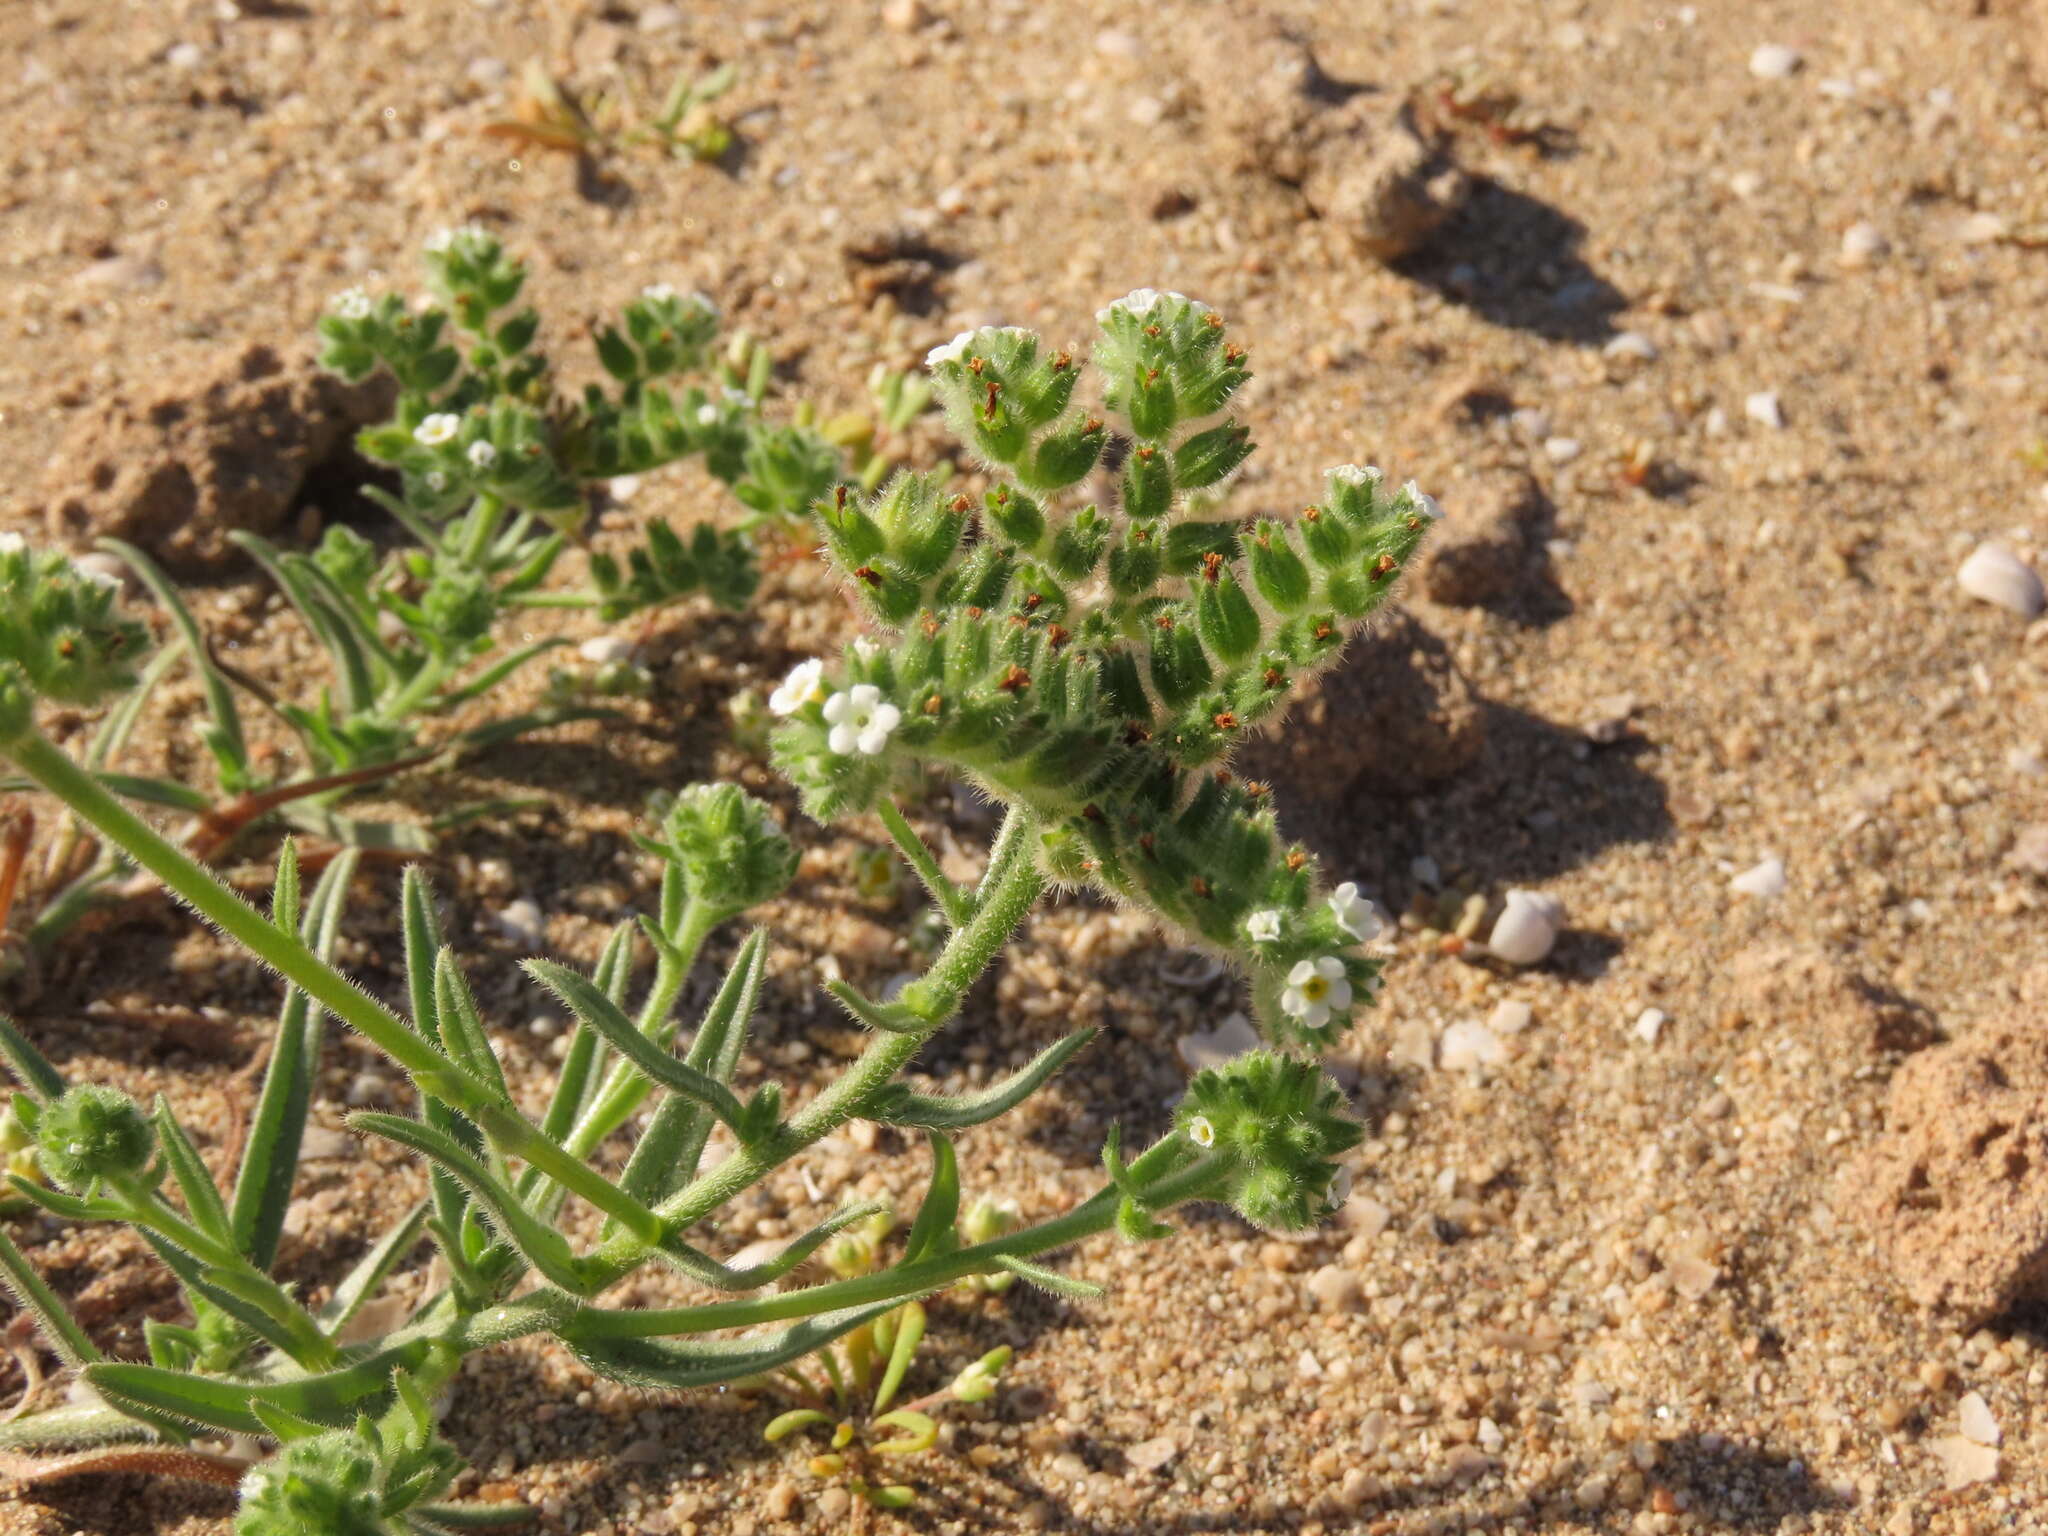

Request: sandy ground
left=2, top=0, right=2048, bottom=1532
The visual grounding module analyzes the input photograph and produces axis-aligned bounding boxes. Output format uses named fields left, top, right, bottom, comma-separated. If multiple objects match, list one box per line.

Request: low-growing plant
left=4, top=228, right=910, bottom=959
left=0, top=287, right=1434, bottom=1531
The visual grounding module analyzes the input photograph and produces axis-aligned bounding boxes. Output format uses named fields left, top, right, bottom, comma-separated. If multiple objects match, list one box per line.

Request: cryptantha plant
left=0, top=288, right=1432, bottom=1531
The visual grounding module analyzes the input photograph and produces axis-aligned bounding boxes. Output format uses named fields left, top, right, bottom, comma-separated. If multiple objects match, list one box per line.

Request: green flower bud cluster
left=0, top=536, right=153, bottom=736
left=637, top=782, right=800, bottom=922
left=1175, top=1052, right=1361, bottom=1232
left=234, top=1370, right=461, bottom=1536
left=33, top=1084, right=156, bottom=1193
left=770, top=294, right=1433, bottom=1046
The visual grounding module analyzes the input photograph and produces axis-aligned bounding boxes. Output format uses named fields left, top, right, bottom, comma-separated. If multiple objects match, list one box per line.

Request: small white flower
left=696, top=403, right=720, bottom=426
left=851, top=636, right=880, bottom=661
left=1281, top=956, right=1352, bottom=1031
left=1325, top=464, right=1383, bottom=489
left=1402, top=479, right=1443, bottom=520
left=330, top=286, right=372, bottom=320
left=821, top=684, right=902, bottom=756
left=1096, top=288, right=1208, bottom=324
left=0, top=531, right=25, bottom=556
left=1188, top=1115, right=1216, bottom=1149
left=423, top=227, right=456, bottom=254
left=925, top=330, right=977, bottom=369
left=1246, top=909, right=1284, bottom=944
left=73, top=562, right=120, bottom=591
left=1325, top=1164, right=1353, bottom=1207
left=425, top=470, right=448, bottom=492
left=641, top=282, right=678, bottom=302
left=768, top=659, right=826, bottom=717
left=414, top=413, right=460, bottom=447
left=466, top=440, right=497, bottom=470
left=1327, top=882, right=1381, bottom=943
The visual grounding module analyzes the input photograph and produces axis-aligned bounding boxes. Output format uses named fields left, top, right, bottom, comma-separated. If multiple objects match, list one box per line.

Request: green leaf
left=824, top=978, right=926, bottom=1036
left=564, top=1297, right=910, bottom=1391
left=434, top=948, right=511, bottom=1103
left=409, top=1501, right=540, bottom=1531
left=990, top=1254, right=1103, bottom=1300
left=763, top=1408, right=833, bottom=1443
left=136, top=1232, right=319, bottom=1369
left=868, top=1407, right=937, bottom=1455
left=523, top=959, right=745, bottom=1133
left=348, top=1113, right=586, bottom=1294
left=230, top=849, right=358, bottom=1268
left=91, top=771, right=214, bottom=814
left=149, top=1099, right=232, bottom=1250
left=316, top=1200, right=429, bottom=1337
left=870, top=1028, right=1094, bottom=1129
left=902, top=1132, right=959, bottom=1264
left=870, top=1301, right=924, bottom=1415
left=270, top=839, right=302, bottom=942
left=618, top=930, right=767, bottom=1206
left=0, top=1226, right=101, bottom=1368
left=0, top=1014, right=66, bottom=1102
left=98, top=538, right=250, bottom=789
left=653, top=1199, right=887, bottom=1293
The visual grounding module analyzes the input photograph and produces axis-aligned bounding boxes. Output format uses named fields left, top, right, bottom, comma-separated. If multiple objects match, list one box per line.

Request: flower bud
left=654, top=783, right=799, bottom=919
left=1175, top=1053, right=1361, bottom=1232
left=36, top=1085, right=155, bottom=1192
left=236, top=1434, right=387, bottom=1536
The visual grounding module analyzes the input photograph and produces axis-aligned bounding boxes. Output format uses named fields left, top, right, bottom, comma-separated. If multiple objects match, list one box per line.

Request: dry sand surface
left=3, top=0, right=2048, bottom=1532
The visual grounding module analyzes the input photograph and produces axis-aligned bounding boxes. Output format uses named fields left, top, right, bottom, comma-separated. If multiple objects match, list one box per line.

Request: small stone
left=1439, top=1019, right=1505, bottom=1073
left=496, top=898, right=545, bottom=949
left=2008, top=824, right=2048, bottom=876
left=1929, top=1436, right=1999, bottom=1490
left=1177, top=1012, right=1260, bottom=1073
left=762, top=1481, right=800, bottom=1522
left=1543, top=436, right=1583, bottom=464
left=1955, top=211, right=2009, bottom=246
left=165, top=41, right=205, bottom=69
left=1307, top=1264, right=1363, bottom=1313
left=1094, top=27, right=1144, bottom=58
left=1341, top=1195, right=1392, bottom=1237
left=1603, top=331, right=1658, bottom=362
left=1667, top=1249, right=1721, bottom=1300
left=74, top=255, right=166, bottom=292
left=636, top=3, right=685, bottom=32
left=1487, top=890, right=1564, bottom=967
left=1128, top=1436, right=1179, bottom=1472
left=1957, top=1392, right=2001, bottom=1447
left=1729, top=169, right=1765, bottom=198
left=1840, top=222, right=1889, bottom=266
left=1511, top=407, right=1552, bottom=439
left=1745, top=391, right=1786, bottom=429
left=1477, top=1418, right=1505, bottom=1453
left=578, top=634, right=635, bottom=665
left=1489, top=999, right=1534, bottom=1035
left=1748, top=43, right=1802, bottom=79
left=816, top=1487, right=852, bottom=1520
left=345, top=1072, right=389, bottom=1107
left=1957, top=541, right=2045, bottom=618
left=606, top=474, right=642, bottom=502
left=1731, top=856, right=1788, bottom=898
left=1634, top=1007, right=1667, bottom=1044
left=1333, top=1467, right=1382, bottom=1510
left=880, top=0, right=929, bottom=30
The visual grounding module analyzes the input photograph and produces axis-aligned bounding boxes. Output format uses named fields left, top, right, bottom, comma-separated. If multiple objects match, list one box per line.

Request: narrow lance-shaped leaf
left=0, top=1014, right=65, bottom=1102
left=902, top=1132, right=959, bottom=1264
left=869, top=1027, right=1094, bottom=1130
left=98, top=538, right=250, bottom=788
left=0, top=1226, right=101, bottom=1368
left=434, top=948, right=511, bottom=1103
left=348, top=1112, right=586, bottom=1295
left=523, top=959, right=745, bottom=1134
left=991, top=1253, right=1105, bottom=1300
left=870, top=1299, right=925, bottom=1415
left=652, top=1199, right=888, bottom=1294
left=150, top=1099, right=232, bottom=1251
left=564, top=1296, right=915, bottom=1393
left=315, top=1200, right=430, bottom=1337
left=539, top=921, right=634, bottom=1146
left=618, top=930, right=767, bottom=1206
left=230, top=848, right=358, bottom=1268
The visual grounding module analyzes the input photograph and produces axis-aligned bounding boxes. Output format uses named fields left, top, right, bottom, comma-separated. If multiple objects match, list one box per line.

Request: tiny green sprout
left=640, top=62, right=739, bottom=161
left=951, top=1345, right=1013, bottom=1404
left=34, top=1085, right=156, bottom=1193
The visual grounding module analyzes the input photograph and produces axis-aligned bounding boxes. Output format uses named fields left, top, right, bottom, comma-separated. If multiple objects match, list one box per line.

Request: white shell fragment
left=578, top=635, right=636, bottom=665
left=1744, top=391, right=1786, bottom=429
left=1957, top=541, right=2045, bottom=618
left=1839, top=222, right=1889, bottom=266
left=1748, top=43, right=1801, bottom=79
left=1487, top=890, right=1565, bottom=967
left=1730, top=856, right=1788, bottom=898
left=1176, top=1011, right=1261, bottom=1074
left=1958, top=1392, right=2002, bottom=1448
left=1439, top=1019, right=1506, bottom=1073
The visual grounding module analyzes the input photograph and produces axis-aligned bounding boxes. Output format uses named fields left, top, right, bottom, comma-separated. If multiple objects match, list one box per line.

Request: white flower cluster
left=923, top=325, right=1030, bottom=371
left=329, top=287, right=373, bottom=321
left=1243, top=881, right=1381, bottom=949
left=423, top=222, right=488, bottom=256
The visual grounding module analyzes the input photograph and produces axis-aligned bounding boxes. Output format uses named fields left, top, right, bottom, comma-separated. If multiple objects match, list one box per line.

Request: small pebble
left=1306, top=1263, right=1363, bottom=1313
left=165, top=42, right=205, bottom=70
left=880, top=0, right=929, bottom=30
left=1543, top=436, right=1583, bottom=464
left=1840, top=221, right=1889, bottom=266
left=1634, top=1007, right=1668, bottom=1045
left=1489, top=999, right=1534, bottom=1035
left=496, top=898, right=546, bottom=949
left=636, top=3, right=685, bottom=32
left=1439, top=1019, right=1506, bottom=1073
left=1958, top=1392, right=2001, bottom=1447
left=1511, top=407, right=1552, bottom=439
left=1745, top=391, right=1786, bottom=429
left=1748, top=43, right=1802, bottom=79
left=1603, top=331, right=1658, bottom=362
left=1176, top=1011, right=1260, bottom=1073
left=1488, top=890, right=1565, bottom=966
left=1128, top=1436, right=1180, bottom=1472
left=579, top=634, right=635, bottom=665
left=1731, top=856, right=1787, bottom=898
left=1728, top=169, right=1765, bottom=198
left=1930, top=1436, right=1999, bottom=1490
left=1956, top=541, right=2045, bottom=618
left=1955, top=211, right=2008, bottom=246
left=1094, top=27, right=1143, bottom=58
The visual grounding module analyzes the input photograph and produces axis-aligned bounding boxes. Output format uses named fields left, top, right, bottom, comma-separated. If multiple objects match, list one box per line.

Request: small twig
left=0, top=1444, right=253, bottom=1488
left=0, top=805, right=30, bottom=935
left=182, top=753, right=437, bottom=864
